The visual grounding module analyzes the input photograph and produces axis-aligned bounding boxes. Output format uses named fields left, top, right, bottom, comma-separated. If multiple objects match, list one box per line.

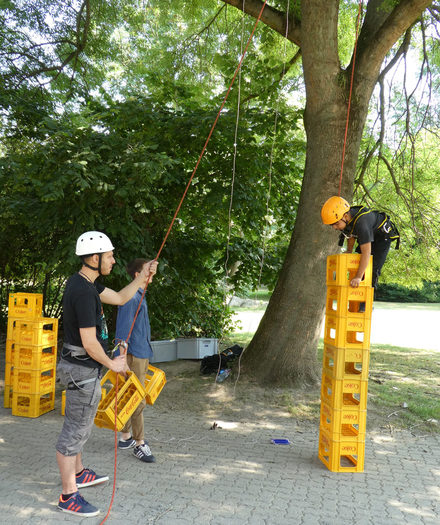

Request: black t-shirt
left=62, top=273, right=108, bottom=368
left=343, top=206, right=387, bottom=245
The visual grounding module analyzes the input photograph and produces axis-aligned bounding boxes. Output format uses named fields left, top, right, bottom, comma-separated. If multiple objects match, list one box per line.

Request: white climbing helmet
left=75, top=231, right=115, bottom=256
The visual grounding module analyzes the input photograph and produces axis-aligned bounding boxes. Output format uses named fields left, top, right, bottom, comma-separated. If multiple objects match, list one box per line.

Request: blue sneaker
left=118, top=435, right=136, bottom=450
left=57, top=491, right=99, bottom=517
left=76, top=468, right=109, bottom=488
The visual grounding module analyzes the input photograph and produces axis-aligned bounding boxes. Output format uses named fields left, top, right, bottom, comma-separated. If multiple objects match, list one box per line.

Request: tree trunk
left=222, top=0, right=433, bottom=385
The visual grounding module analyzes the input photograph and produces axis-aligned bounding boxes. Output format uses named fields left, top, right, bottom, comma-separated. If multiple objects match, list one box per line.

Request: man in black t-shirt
left=321, top=196, right=399, bottom=289
left=56, top=231, right=153, bottom=518
left=62, top=274, right=108, bottom=366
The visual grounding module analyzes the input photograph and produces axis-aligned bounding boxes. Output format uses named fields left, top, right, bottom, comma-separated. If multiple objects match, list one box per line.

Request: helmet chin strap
left=82, top=253, right=103, bottom=275
left=340, top=212, right=350, bottom=226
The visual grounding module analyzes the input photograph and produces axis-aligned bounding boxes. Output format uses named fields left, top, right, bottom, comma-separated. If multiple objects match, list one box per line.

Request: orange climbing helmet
left=321, top=196, right=350, bottom=224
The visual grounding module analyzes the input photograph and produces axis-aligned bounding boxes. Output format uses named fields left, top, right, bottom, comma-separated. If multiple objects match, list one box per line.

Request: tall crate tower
left=3, top=293, right=43, bottom=408
left=318, top=254, right=374, bottom=472
left=6, top=293, right=58, bottom=418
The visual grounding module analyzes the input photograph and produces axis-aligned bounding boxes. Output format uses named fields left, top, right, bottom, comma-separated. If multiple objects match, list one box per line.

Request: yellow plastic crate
left=12, top=391, right=55, bottom=418
left=144, top=365, right=166, bottom=405
left=12, top=366, right=56, bottom=395
left=325, top=285, right=374, bottom=318
left=322, top=344, right=370, bottom=380
left=8, top=292, right=43, bottom=319
left=324, top=313, right=371, bottom=349
left=326, top=253, right=372, bottom=287
left=318, top=428, right=365, bottom=472
left=4, top=361, right=13, bottom=386
left=62, top=387, right=107, bottom=416
left=4, top=363, right=13, bottom=408
left=7, top=317, right=58, bottom=346
left=320, top=372, right=368, bottom=410
left=13, top=344, right=57, bottom=371
left=3, top=385, right=13, bottom=409
left=95, top=371, right=145, bottom=431
left=320, top=401, right=367, bottom=439
left=5, top=340, right=16, bottom=363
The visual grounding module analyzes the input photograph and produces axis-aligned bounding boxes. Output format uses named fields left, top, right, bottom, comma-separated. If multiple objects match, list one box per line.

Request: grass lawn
left=226, top=299, right=440, bottom=434
left=367, top=343, right=440, bottom=429
left=374, top=301, right=440, bottom=311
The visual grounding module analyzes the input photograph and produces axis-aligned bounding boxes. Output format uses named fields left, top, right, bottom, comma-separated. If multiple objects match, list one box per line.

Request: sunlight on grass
left=245, top=289, right=271, bottom=302
left=368, top=343, right=440, bottom=430
left=223, top=301, right=440, bottom=433
left=375, top=301, right=440, bottom=311
left=272, top=390, right=320, bottom=421
left=222, top=332, right=253, bottom=348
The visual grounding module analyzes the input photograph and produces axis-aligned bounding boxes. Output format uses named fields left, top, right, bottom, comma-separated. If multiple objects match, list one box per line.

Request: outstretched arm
left=100, top=261, right=157, bottom=306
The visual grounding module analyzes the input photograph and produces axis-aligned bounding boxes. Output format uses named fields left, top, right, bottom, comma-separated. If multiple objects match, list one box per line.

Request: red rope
left=99, top=375, right=119, bottom=525
left=100, top=2, right=269, bottom=523
left=123, top=0, right=269, bottom=347
left=338, top=0, right=363, bottom=197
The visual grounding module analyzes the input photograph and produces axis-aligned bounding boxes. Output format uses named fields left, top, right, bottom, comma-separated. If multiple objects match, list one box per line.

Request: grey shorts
left=56, top=359, right=102, bottom=457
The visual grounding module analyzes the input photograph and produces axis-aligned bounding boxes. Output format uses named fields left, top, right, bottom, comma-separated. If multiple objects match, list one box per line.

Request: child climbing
left=321, top=196, right=399, bottom=289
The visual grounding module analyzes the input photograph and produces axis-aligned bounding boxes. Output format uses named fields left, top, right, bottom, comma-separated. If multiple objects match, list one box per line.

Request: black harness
left=339, top=206, right=400, bottom=249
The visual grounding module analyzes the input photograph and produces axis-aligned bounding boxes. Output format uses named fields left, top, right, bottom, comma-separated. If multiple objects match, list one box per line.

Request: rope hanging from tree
left=233, top=0, right=293, bottom=394
left=338, top=0, right=364, bottom=197
left=258, top=0, right=291, bottom=287
left=224, top=0, right=246, bottom=290
left=220, top=0, right=246, bottom=383
left=100, top=3, right=269, bottom=523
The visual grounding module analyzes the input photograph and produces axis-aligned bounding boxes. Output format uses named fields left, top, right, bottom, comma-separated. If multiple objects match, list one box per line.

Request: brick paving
left=0, top=382, right=439, bottom=525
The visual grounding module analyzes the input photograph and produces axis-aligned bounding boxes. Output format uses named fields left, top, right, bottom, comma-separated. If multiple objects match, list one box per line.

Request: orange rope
left=100, top=2, right=269, bottom=522
left=99, top=375, right=119, bottom=525
left=338, top=0, right=363, bottom=196
left=123, top=0, right=269, bottom=347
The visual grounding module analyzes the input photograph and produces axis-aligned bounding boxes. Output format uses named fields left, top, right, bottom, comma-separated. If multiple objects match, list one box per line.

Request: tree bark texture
left=222, top=0, right=433, bottom=385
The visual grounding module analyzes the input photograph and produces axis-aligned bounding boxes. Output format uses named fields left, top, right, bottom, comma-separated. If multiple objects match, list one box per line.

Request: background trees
left=0, top=91, right=303, bottom=336
left=1, top=1, right=439, bottom=385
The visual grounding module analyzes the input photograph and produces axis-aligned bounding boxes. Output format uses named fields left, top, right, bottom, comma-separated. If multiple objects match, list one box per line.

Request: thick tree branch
left=378, top=27, right=412, bottom=80
left=56, top=0, right=90, bottom=75
left=221, top=0, right=301, bottom=45
left=356, top=0, right=433, bottom=82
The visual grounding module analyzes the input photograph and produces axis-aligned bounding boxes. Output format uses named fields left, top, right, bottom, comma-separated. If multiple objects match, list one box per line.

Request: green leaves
left=0, top=90, right=303, bottom=334
left=0, top=0, right=308, bottom=334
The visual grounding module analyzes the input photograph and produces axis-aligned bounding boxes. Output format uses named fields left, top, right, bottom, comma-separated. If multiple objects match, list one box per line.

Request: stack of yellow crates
left=318, top=254, right=374, bottom=472
left=5, top=293, right=58, bottom=418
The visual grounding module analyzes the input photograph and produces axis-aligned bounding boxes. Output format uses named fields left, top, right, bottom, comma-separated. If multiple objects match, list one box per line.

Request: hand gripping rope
left=99, top=2, right=269, bottom=523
